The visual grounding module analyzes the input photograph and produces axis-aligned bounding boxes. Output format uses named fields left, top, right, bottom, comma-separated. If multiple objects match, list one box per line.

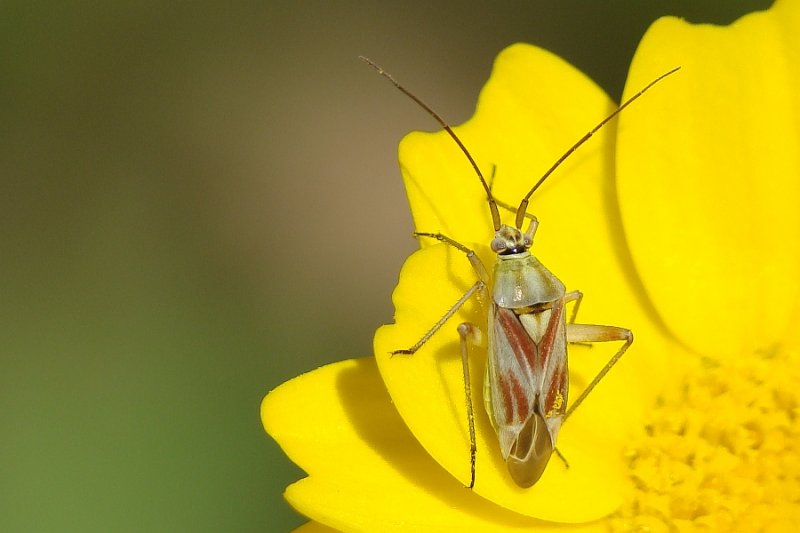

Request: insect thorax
left=492, top=253, right=566, bottom=308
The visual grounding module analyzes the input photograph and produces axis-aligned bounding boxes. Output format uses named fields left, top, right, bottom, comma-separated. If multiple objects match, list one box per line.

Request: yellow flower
left=262, top=1, right=800, bottom=530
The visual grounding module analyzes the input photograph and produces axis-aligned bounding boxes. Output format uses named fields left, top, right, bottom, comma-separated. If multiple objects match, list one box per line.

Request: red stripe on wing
left=538, top=298, right=563, bottom=362
left=540, top=298, right=568, bottom=418
left=498, top=373, right=530, bottom=425
left=495, top=307, right=538, bottom=424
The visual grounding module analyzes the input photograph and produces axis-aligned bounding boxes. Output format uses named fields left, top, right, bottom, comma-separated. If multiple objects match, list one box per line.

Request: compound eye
left=490, top=237, right=506, bottom=253
left=523, top=234, right=533, bottom=247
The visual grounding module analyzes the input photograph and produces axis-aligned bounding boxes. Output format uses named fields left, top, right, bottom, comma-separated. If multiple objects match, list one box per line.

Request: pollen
left=609, top=348, right=800, bottom=532
left=547, top=391, right=565, bottom=418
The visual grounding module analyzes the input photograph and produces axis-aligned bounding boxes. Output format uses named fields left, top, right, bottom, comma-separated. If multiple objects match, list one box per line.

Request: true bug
left=363, top=56, right=678, bottom=488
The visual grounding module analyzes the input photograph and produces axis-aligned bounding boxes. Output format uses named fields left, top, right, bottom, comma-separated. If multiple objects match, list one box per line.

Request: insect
left=362, top=56, right=678, bottom=488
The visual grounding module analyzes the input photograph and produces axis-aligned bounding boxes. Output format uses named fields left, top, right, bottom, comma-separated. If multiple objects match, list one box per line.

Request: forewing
left=487, top=305, right=540, bottom=459
left=486, top=300, right=568, bottom=486
left=520, top=298, right=568, bottom=443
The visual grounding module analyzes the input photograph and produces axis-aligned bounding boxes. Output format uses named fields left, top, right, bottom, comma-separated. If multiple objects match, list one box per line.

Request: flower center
left=609, top=348, right=800, bottom=532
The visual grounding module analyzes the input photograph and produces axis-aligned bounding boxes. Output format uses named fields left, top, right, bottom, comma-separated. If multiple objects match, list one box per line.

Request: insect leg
left=414, top=232, right=491, bottom=284
left=398, top=232, right=491, bottom=488
left=398, top=231, right=490, bottom=356
left=457, top=321, right=482, bottom=489
left=392, top=280, right=485, bottom=355
left=394, top=282, right=484, bottom=489
left=392, top=280, right=484, bottom=489
left=563, top=324, right=633, bottom=421
left=553, top=447, right=570, bottom=469
left=563, top=290, right=584, bottom=324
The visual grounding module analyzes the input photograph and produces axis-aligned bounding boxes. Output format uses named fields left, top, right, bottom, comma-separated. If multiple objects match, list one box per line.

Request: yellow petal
left=377, top=43, right=683, bottom=521
left=263, top=358, right=606, bottom=531
left=617, top=0, right=800, bottom=357
left=288, top=477, right=605, bottom=533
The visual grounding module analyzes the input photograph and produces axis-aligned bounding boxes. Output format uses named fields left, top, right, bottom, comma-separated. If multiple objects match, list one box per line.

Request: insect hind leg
left=457, top=322, right=483, bottom=489
left=553, top=447, right=570, bottom=470
left=563, top=290, right=583, bottom=324
left=564, top=324, right=633, bottom=421
left=391, top=277, right=484, bottom=489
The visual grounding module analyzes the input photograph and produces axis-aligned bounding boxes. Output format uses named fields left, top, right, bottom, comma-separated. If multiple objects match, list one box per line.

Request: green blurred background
left=0, top=2, right=770, bottom=531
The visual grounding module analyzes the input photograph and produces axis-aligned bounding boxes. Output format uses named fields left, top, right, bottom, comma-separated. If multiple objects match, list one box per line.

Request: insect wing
left=485, top=299, right=568, bottom=487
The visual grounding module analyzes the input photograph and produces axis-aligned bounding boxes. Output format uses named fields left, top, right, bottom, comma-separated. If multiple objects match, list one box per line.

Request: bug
left=362, top=56, right=678, bottom=488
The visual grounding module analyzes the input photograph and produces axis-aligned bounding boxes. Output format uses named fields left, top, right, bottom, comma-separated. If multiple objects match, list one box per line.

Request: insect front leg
left=564, top=323, right=633, bottom=420
left=394, top=232, right=491, bottom=489
left=414, top=232, right=490, bottom=284
left=395, top=232, right=490, bottom=355
left=391, top=280, right=485, bottom=355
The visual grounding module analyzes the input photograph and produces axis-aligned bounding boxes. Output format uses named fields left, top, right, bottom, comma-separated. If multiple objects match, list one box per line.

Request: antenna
left=514, top=66, right=681, bottom=229
left=360, top=56, right=502, bottom=231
